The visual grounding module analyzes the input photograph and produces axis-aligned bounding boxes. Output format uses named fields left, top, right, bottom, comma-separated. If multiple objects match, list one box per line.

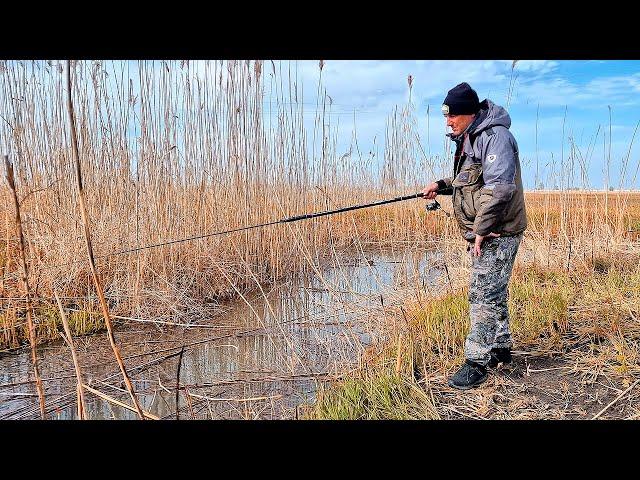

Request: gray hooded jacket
left=436, top=99, right=527, bottom=241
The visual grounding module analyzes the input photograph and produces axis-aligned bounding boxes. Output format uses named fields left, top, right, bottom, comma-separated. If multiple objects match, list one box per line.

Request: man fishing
left=422, top=82, right=527, bottom=390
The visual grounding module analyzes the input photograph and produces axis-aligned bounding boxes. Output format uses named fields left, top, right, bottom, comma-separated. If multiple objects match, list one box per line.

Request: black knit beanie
left=442, top=82, right=480, bottom=115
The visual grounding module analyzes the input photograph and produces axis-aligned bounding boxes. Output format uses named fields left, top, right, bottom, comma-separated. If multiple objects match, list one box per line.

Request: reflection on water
left=0, top=248, right=444, bottom=419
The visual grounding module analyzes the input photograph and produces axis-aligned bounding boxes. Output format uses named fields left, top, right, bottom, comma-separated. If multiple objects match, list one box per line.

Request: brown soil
left=426, top=352, right=640, bottom=420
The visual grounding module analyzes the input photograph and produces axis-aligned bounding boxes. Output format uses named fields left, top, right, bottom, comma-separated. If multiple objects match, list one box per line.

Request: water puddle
left=0, top=247, right=445, bottom=419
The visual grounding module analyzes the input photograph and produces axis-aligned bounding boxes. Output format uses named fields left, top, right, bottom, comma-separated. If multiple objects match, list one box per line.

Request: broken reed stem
left=592, top=379, right=640, bottom=420
left=54, top=290, right=87, bottom=419
left=186, top=391, right=284, bottom=402
left=395, top=334, right=403, bottom=374
left=82, top=384, right=159, bottom=420
left=176, top=346, right=185, bottom=420
left=4, top=155, right=46, bottom=419
left=183, top=386, right=195, bottom=419
left=2, top=207, right=9, bottom=295
left=66, top=60, right=145, bottom=420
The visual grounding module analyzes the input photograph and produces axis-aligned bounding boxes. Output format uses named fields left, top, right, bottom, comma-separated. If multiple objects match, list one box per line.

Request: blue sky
left=287, top=60, right=640, bottom=190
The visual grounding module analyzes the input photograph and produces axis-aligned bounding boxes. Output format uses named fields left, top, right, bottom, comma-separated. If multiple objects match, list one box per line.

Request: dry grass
left=525, top=191, right=640, bottom=239
left=4, top=190, right=637, bottom=350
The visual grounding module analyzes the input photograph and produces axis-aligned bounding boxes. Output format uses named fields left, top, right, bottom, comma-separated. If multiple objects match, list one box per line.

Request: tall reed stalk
left=4, top=155, right=46, bottom=418
left=66, top=60, right=144, bottom=420
left=54, top=289, right=86, bottom=419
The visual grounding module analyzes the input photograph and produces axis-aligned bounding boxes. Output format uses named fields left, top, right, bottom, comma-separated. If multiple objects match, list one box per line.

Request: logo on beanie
left=441, top=104, right=449, bottom=115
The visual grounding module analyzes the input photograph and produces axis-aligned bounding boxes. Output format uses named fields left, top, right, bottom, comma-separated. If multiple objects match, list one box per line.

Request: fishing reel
left=425, top=199, right=441, bottom=212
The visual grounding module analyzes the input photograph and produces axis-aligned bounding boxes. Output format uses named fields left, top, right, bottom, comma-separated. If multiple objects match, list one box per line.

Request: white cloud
left=510, top=72, right=640, bottom=108
left=512, top=60, right=560, bottom=74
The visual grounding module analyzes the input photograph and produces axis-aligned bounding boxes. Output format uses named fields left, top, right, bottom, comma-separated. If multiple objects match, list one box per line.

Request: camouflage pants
left=464, top=234, right=522, bottom=366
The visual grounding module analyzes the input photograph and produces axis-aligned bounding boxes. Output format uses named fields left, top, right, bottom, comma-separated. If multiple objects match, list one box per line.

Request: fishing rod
left=283, top=192, right=441, bottom=223
left=102, top=191, right=443, bottom=258
left=1, top=190, right=445, bottom=276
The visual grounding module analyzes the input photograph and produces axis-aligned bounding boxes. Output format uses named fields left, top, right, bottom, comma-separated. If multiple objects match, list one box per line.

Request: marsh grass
left=310, top=371, right=440, bottom=420
left=1, top=301, right=101, bottom=349
left=307, top=257, right=640, bottom=419
left=508, top=265, right=571, bottom=347
left=34, top=304, right=100, bottom=339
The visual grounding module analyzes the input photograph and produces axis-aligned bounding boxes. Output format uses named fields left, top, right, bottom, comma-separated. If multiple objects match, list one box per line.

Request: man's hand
left=472, top=232, right=501, bottom=257
left=421, top=182, right=440, bottom=200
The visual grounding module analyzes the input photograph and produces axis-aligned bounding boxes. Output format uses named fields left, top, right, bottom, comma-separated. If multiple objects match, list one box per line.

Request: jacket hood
left=472, top=99, right=511, bottom=133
